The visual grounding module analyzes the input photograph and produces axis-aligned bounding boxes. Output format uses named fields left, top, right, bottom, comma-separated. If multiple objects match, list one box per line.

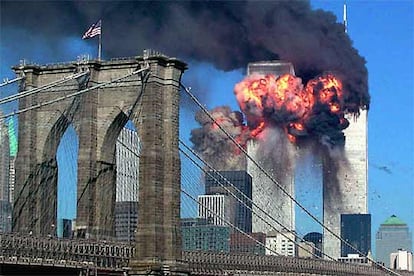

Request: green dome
left=382, top=215, right=406, bottom=226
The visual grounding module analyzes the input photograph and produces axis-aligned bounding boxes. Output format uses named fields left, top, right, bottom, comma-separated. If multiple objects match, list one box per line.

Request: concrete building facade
left=390, top=250, right=413, bottom=271
left=376, top=215, right=412, bottom=268
left=11, top=52, right=188, bottom=274
left=198, top=194, right=233, bottom=227
left=266, top=230, right=297, bottom=257
left=323, top=110, right=369, bottom=259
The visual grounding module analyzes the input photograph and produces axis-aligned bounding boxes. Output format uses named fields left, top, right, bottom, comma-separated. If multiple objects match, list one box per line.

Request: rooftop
left=381, top=215, right=407, bottom=226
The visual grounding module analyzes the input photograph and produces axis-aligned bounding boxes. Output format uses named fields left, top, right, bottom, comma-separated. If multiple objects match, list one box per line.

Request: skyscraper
left=376, top=215, right=412, bottom=268
left=323, top=110, right=368, bottom=259
left=246, top=61, right=296, bottom=234
left=115, top=127, right=140, bottom=242
left=205, top=170, right=252, bottom=233
left=340, top=214, right=371, bottom=257
left=0, top=115, right=11, bottom=233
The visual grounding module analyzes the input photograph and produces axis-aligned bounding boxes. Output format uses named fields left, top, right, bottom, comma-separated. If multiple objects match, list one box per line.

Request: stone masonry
left=12, top=52, right=187, bottom=275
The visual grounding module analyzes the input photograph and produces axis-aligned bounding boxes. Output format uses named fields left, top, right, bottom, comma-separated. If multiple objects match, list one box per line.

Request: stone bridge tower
left=12, top=51, right=188, bottom=274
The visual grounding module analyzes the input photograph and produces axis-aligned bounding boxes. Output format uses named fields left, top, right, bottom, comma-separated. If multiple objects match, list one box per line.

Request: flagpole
left=98, top=20, right=102, bottom=60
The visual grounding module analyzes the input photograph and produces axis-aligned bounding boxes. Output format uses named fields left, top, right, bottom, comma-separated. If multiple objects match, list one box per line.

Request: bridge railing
left=182, top=251, right=396, bottom=276
left=0, top=233, right=134, bottom=270
left=2, top=234, right=413, bottom=275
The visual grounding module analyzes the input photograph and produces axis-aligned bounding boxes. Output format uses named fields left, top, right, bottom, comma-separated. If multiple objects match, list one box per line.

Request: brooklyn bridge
left=0, top=51, right=411, bottom=276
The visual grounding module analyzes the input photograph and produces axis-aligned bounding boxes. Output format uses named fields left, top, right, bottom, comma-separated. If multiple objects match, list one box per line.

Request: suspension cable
left=0, top=66, right=149, bottom=120
left=180, top=142, right=327, bottom=260
left=0, top=71, right=89, bottom=105
left=180, top=187, right=279, bottom=256
left=0, top=76, right=24, bottom=88
left=180, top=82, right=400, bottom=275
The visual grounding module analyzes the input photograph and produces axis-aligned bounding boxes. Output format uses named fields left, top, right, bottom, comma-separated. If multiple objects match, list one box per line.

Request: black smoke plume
left=2, top=1, right=369, bottom=111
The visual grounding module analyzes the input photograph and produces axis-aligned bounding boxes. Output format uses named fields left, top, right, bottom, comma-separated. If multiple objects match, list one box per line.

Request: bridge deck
left=1, top=234, right=412, bottom=276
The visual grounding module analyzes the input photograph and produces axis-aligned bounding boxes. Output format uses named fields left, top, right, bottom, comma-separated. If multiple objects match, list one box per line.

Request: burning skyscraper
left=323, top=110, right=368, bottom=259
left=245, top=61, right=297, bottom=233
left=184, top=1, right=370, bottom=260
left=191, top=58, right=369, bottom=259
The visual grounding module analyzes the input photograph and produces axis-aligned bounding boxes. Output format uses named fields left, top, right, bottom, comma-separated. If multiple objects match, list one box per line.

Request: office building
left=0, top=116, right=11, bottom=233
left=7, top=117, right=17, bottom=205
left=340, top=214, right=371, bottom=257
left=230, top=232, right=266, bottom=255
left=390, top=250, right=413, bottom=271
left=266, top=230, right=296, bottom=257
left=376, top=215, right=412, bottom=268
left=246, top=61, right=296, bottom=234
left=205, top=170, right=252, bottom=233
left=297, top=241, right=316, bottom=258
left=116, top=127, right=140, bottom=202
left=338, top=254, right=371, bottom=265
left=57, top=218, right=73, bottom=238
left=115, top=201, right=138, bottom=242
left=323, top=110, right=368, bottom=259
left=115, top=127, right=140, bottom=242
left=181, top=217, right=230, bottom=252
left=303, top=232, right=323, bottom=258
left=198, top=194, right=233, bottom=227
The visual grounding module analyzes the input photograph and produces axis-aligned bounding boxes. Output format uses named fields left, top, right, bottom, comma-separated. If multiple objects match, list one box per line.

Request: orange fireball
left=234, top=72, right=345, bottom=144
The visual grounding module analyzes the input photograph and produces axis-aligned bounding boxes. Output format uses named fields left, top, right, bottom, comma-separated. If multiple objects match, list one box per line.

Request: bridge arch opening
left=94, top=111, right=142, bottom=240
left=31, top=113, right=79, bottom=237
left=56, top=123, right=78, bottom=238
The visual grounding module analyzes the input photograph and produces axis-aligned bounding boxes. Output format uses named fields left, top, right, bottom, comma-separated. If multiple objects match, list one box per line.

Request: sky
left=0, top=0, right=413, bottom=255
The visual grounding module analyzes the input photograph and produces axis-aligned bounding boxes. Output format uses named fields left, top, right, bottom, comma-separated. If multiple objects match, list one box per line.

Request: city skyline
left=1, top=0, right=413, bottom=255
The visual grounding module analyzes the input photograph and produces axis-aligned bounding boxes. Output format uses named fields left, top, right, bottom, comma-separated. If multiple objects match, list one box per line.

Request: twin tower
left=246, top=61, right=368, bottom=259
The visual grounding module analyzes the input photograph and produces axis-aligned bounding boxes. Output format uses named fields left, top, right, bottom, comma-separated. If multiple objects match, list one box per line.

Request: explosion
left=190, top=73, right=353, bottom=170
left=234, top=73, right=348, bottom=146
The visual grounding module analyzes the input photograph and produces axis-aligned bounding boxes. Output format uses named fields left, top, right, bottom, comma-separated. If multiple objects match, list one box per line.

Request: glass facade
left=181, top=218, right=230, bottom=252
left=340, top=214, right=371, bottom=257
left=0, top=117, right=11, bottom=233
left=205, top=170, right=252, bottom=233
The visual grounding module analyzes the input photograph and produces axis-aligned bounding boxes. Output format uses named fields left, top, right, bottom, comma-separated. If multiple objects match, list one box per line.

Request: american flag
left=82, top=20, right=101, bottom=39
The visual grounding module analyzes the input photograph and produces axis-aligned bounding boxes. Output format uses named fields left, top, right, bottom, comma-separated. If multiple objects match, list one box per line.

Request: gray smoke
left=190, top=106, right=248, bottom=170
left=2, top=1, right=369, bottom=111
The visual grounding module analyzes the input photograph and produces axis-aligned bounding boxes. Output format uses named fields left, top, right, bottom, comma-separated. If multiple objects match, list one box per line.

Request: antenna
left=343, top=1, right=348, bottom=33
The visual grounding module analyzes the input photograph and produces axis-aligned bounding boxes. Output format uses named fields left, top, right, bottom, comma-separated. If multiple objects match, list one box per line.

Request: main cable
left=0, top=76, right=24, bottom=88
left=0, top=71, right=89, bottom=105
left=0, top=67, right=149, bottom=120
